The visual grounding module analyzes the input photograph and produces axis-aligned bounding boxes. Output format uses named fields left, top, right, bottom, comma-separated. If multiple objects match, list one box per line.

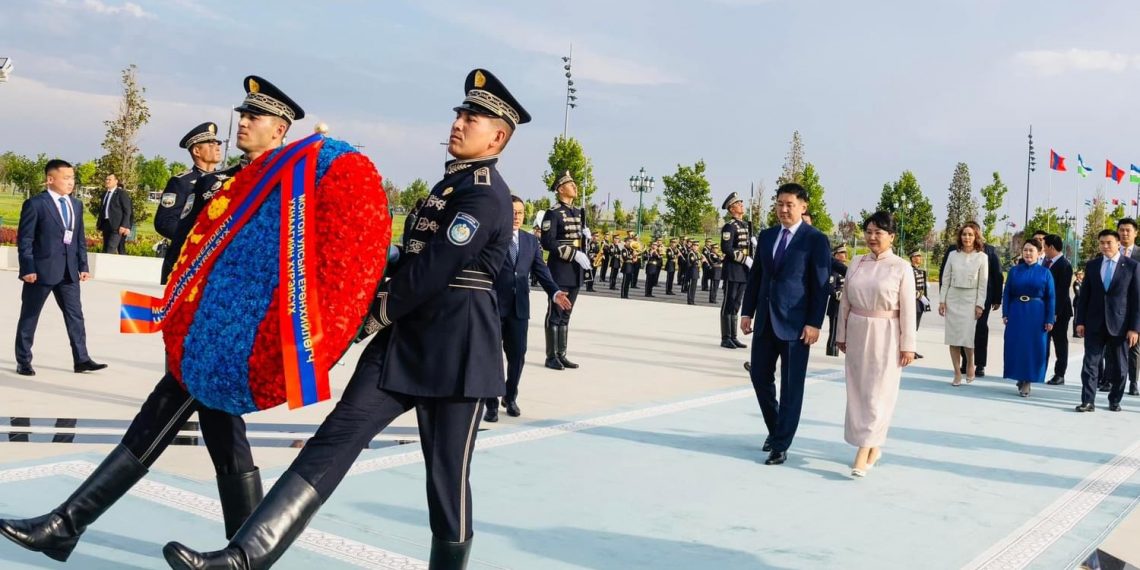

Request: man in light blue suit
left=741, top=183, right=831, bottom=465
left=486, top=195, right=571, bottom=422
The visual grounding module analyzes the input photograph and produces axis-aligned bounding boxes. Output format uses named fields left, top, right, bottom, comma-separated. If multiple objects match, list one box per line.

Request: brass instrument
left=593, top=241, right=606, bottom=267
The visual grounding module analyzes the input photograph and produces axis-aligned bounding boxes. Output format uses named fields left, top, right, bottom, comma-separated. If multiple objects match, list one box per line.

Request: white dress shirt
left=45, top=188, right=74, bottom=230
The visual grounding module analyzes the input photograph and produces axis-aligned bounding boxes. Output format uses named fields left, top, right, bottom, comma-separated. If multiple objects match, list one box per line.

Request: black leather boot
left=556, top=326, right=579, bottom=369
left=544, top=326, right=563, bottom=370
left=0, top=444, right=147, bottom=562
left=163, top=471, right=321, bottom=570
left=730, top=316, right=747, bottom=348
left=429, top=536, right=473, bottom=569
left=217, top=469, right=264, bottom=540
left=1130, top=380, right=1140, bottom=396
left=720, top=315, right=736, bottom=349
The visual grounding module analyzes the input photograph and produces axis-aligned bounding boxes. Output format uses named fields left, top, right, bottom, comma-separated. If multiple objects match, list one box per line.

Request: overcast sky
left=3, top=0, right=1139, bottom=228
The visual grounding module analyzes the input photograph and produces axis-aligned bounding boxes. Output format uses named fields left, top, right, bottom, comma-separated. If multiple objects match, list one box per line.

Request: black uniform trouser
left=121, top=373, right=253, bottom=474
left=916, top=306, right=924, bottom=329
left=291, top=336, right=483, bottom=542
left=825, top=309, right=840, bottom=353
left=974, top=306, right=992, bottom=368
left=701, top=266, right=710, bottom=290
left=546, top=287, right=579, bottom=327
left=665, top=269, right=675, bottom=294
left=686, top=270, right=699, bottom=304
left=645, top=269, right=659, bottom=296
left=621, top=269, right=633, bottom=298
left=599, top=258, right=609, bottom=281
left=709, top=279, right=721, bottom=303
left=609, top=266, right=619, bottom=289
left=1080, top=330, right=1128, bottom=406
left=1047, top=316, right=1070, bottom=378
left=16, top=277, right=89, bottom=366
left=632, top=267, right=641, bottom=288
left=1129, top=337, right=1140, bottom=388
left=721, top=281, right=746, bottom=318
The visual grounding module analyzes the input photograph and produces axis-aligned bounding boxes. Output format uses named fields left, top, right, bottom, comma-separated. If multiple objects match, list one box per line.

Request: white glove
left=750, top=236, right=758, bottom=247
left=745, top=256, right=754, bottom=269
left=582, top=227, right=592, bottom=241
left=574, top=250, right=592, bottom=270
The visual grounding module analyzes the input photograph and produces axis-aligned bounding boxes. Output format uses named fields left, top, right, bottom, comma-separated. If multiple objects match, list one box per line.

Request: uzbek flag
left=1078, top=155, right=1094, bottom=178
left=1107, top=160, right=1126, bottom=183
left=1049, top=150, right=1066, bottom=171
left=1130, top=164, right=1140, bottom=184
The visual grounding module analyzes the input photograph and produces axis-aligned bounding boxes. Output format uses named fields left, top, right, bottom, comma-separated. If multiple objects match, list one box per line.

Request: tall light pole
left=562, top=44, right=577, bottom=139
left=894, top=199, right=910, bottom=254
left=629, top=167, right=654, bottom=237
left=1024, top=125, right=1036, bottom=233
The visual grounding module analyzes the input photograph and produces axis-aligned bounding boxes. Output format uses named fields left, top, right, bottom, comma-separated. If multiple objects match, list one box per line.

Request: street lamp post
left=629, top=167, right=654, bottom=237
left=561, top=44, right=578, bottom=139
left=893, top=199, right=910, bottom=253
left=1024, top=125, right=1036, bottom=231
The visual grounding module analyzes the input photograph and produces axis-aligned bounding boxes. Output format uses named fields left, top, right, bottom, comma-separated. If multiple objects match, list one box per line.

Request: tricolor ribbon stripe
left=279, top=142, right=330, bottom=409
left=119, top=133, right=324, bottom=334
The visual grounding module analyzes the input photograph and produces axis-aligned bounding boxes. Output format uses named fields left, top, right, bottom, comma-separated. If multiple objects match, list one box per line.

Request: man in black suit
left=740, top=183, right=831, bottom=466
left=485, top=196, right=570, bottom=422
left=14, top=159, right=107, bottom=377
left=97, top=173, right=133, bottom=254
left=1043, top=234, right=1074, bottom=385
left=1074, top=229, right=1140, bottom=412
left=1116, top=218, right=1140, bottom=395
left=940, top=239, right=1003, bottom=376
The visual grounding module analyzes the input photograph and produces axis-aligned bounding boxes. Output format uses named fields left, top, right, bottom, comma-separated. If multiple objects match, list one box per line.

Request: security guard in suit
left=163, top=68, right=527, bottom=570
left=720, top=193, right=753, bottom=349
left=825, top=244, right=849, bottom=356
left=154, top=122, right=223, bottom=283
left=541, top=171, right=587, bottom=370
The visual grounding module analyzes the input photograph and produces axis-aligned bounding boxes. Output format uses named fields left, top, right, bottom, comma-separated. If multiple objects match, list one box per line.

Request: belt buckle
left=1019, top=295, right=1030, bottom=302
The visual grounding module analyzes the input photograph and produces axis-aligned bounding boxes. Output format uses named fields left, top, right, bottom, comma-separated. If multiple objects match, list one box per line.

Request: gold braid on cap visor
left=184, top=133, right=218, bottom=147
left=242, top=92, right=296, bottom=122
left=464, top=89, right=520, bottom=126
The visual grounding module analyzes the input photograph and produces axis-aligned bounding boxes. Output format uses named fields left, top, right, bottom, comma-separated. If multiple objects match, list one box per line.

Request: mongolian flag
left=1049, top=150, right=1067, bottom=171
left=1078, top=155, right=1094, bottom=177
left=1113, top=198, right=1121, bottom=205
left=1107, top=160, right=1126, bottom=183
left=1132, top=199, right=1139, bottom=206
left=1131, top=164, right=1140, bottom=184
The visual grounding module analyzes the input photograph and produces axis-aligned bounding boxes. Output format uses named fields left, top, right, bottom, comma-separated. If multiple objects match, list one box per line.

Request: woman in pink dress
left=836, top=212, right=917, bottom=478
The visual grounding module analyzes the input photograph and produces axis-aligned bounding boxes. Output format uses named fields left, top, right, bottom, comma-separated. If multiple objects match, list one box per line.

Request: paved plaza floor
left=0, top=273, right=1138, bottom=569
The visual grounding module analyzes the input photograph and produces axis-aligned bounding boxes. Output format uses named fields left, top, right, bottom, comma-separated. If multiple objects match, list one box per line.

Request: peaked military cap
left=722, top=192, right=743, bottom=210
left=179, top=122, right=220, bottom=149
left=550, top=170, right=575, bottom=192
left=454, top=68, right=531, bottom=129
left=832, top=244, right=848, bottom=255
left=234, top=75, right=305, bottom=123
left=909, top=249, right=923, bottom=258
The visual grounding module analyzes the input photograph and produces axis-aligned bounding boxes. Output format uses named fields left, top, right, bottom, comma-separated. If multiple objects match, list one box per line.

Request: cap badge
left=473, top=70, right=486, bottom=88
left=248, top=78, right=260, bottom=93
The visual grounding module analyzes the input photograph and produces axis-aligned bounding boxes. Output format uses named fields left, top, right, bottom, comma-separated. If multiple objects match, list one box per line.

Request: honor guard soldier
left=644, top=242, right=662, bottom=297
left=154, top=122, right=222, bottom=283
left=541, top=171, right=588, bottom=370
left=165, top=68, right=527, bottom=570
left=824, top=244, right=849, bottom=356
left=665, top=238, right=679, bottom=295
left=911, top=250, right=930, bottom=359
left=720, top=192, right=753, bottom=349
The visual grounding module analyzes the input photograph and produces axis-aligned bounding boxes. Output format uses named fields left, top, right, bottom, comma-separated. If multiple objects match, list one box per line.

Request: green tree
left=169, top=161, right=189, bottom=177
left=867, top=170, right=935, bottom=255
left=979, top=172, right=1009, bottom=244
left=662, top=159, right=715, bottom=235
left=767, top=131, right=807, bottom=223
left=1080, top=191, right=1112, bottom=261
left=92, top=64, right=151, bottom=221
left=639, top=197, right=661, bottom=228
left=798, top=163, right=832, bottom=233
left=612, top=199, right=630, bottom=228
left=942, top=162, right=978, bottom=245
left=382, top=179, right=400, bottom=210
left=542, top=136, right=597, bottom=206
left=75, top=160, right=99, bottom=189
left=398, top=178, right=430, bottom=210
left=136, top=154, right=171, bottom=193
left=7, top=153, right=49, bottom=198
left=1025, top=207, right=1062, bottom=237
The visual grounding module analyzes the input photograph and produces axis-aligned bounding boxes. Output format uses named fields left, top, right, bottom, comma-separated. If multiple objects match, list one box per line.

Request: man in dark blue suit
left=740, top=183, right=831, bottom=465
left=1042, top=234, right=1074, bottom=385
left=485, top=195, right=571, bottom=422
left=14, top=159, right=107, bottom=377
left=1074, top=229, right=1140, bottom=412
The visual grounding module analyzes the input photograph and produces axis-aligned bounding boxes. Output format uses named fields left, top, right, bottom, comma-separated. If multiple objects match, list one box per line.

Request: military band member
left=720, top=193, right=753, bottom=349
left=541, top=171, right=587, bottom=370
left=824, top=244, right=849, bottom=356
left=679, top=239, right=691, bottom=293
left=709, top=245, right=724, bottom=304
left=665, top=238, right=679, bottom=295
left=599, top=234, right=611, bottom=282
left=911, top=250, right=929, bottom=359
left=165, top=68, right=526, bottom=570
left=154, top=122, right=222, bottom=283
left=686, top=240, right=702, bottom=305
left=608, top=234, right=622, bottom=290
left=701, top=238, right=713, bottom=291
left=631, top=241, right=643, bottom=288
left=645, top=242, right=662, bottom=297
left=587, top=237, right=601, bottom=292
left=620, top=237, right=635, bottom=299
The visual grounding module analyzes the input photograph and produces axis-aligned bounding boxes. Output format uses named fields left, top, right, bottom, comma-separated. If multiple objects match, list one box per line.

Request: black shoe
left=721, top=339, right=737, bottom=349
left=915, top=353, right=924, bottom=359
left=764, top=451, right=787, bottom=465
left=504, top=401, right=521, bottom=417
left=762, top=437, right=772, bottom=452
left=0, top=445, right=146, bottom=562
left=73, top=360, right=108, bottom=373
left=164, top=471, right=321, bottom=570
left=975, top=367, right=986, bottom=378
left=429, top=536, right=473, bottom=570
left=1099, top=383, right=1111, bottom=392
left=16, top=364, right=35, bottom=376
left=1110, top=403, right=1122, bottom=412
left=731, top=339, right=747, bottom=349
left=217, top=469, right=263, bottom=540
left=743, top=362, right=751, bottom=373
left=1076, top=403, right=1096, bottom=412
left=1046, top=376, right=1065, bottom=385
left=483, top=407, right=499, bottom=423
left=555, top=326, right=579, bottom=369
left=1130, top=383, right=1140, bottom=396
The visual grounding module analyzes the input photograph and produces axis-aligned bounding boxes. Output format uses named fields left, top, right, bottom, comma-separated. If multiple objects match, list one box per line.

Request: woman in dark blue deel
left=1003, top=238, right=1055, bottom=397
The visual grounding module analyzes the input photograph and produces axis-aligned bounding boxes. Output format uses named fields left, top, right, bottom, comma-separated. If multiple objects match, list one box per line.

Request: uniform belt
left=1016, top=295, right=1040, bottom=302
left=450, top=269, right=493, bottom=291
left=850, top=307, right=900, bottom=319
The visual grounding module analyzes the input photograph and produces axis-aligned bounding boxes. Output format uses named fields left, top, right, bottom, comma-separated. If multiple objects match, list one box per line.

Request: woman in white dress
left=836, top=212, right=916, bottom=478
left=938, top=222, right=989, bottom=386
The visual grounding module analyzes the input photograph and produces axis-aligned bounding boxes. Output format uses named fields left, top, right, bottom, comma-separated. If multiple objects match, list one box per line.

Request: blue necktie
left=773, top=228, right=790, bottom=268
left=59, top=197, right=71, bottom=228
left=1104, top=258, right=1115, bottom=290
left=509, top=235, right=519, bottom=266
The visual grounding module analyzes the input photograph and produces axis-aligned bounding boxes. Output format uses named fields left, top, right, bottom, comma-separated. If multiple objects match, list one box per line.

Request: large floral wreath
left=161, top=138, right=390, bottom=415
